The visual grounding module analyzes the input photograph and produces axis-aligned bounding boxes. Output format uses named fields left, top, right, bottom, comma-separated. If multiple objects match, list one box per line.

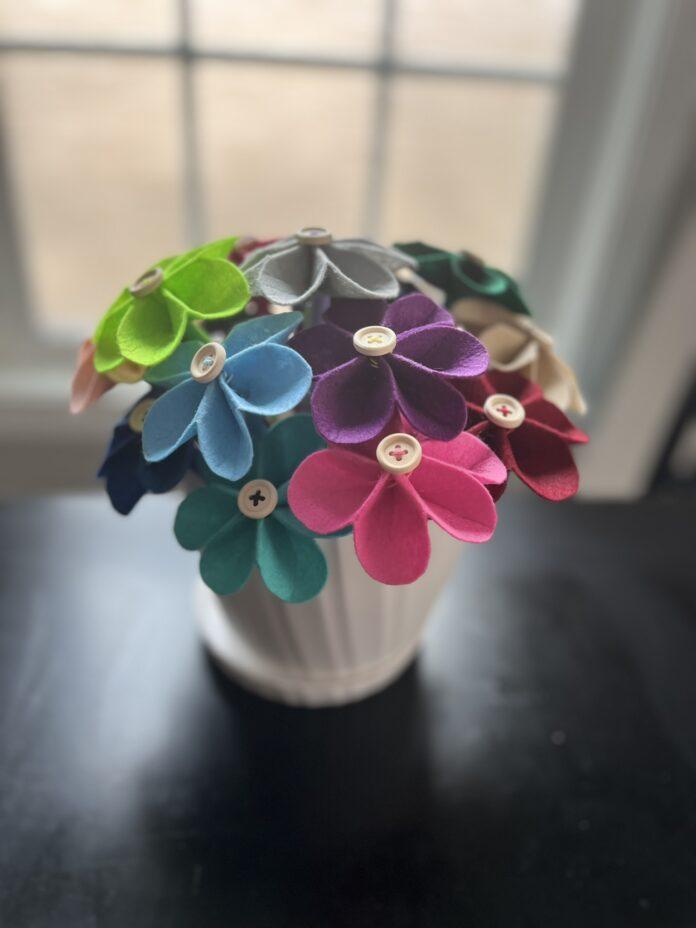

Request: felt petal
left=323, top=298, right=387, bottom=333
left=524, top=396, right=589, bottom=444
left=390, top=354, right=467, bottom=440
left=142, top=378, right=205, bottom=462
left=174, top=485, right=238, bottom=550
left=395, top=324, right=488, bottom=378
left=93, top=298, right=130, bottom=373
left=382, top=293, right=452, bottom=334
left=257, top=516, right=327, bottom=603
left=422, top=431, right=507, bottom=485
left=485, top=370, right=544, bottom=407
left=166, top=256, right=249, bottom=318
left=290, top=321, right=355, bottom=376
left=222, top=310, right=303, bottom=355
left=535, top=346, right=588, bottom=415
left=288, top=448, right=380, bottom=534
left=258, top=414, right=324, bottom=487
left=508, top=422, right=580, bottom=501
left=248, top=244, right=326, bottom=304
left=221, top=342, right=311, bottom=416
left=311, top=357, right=396, bottom=443
left=197, top=384, right=254, bottom=481
left=117, top=291, right=187, bottom=366
left=323, top=245, right=399, bottom=300
left=480, top=322, right=539, bottom=371
left=337, top=239, right=416, bottom=271
left=410, top=457, right=497, bottom=542
left=104, top=463, right=146, bottom=516
left=199, top=516, right=257, bottom=596
left=138, top=443, right=193, bottom=493
left=97, top=423, right=137, bottom=475
left=239, top=237, right=295, bottom=272
left=145, top=340, right=203, bottom=388
left=70, top=339, right=115, bottom=413
left=354, top=476, right=430, bottom=584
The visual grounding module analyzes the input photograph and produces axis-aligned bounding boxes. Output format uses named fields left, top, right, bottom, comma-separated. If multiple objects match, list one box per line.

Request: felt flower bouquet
left=72, top=228, right=588, bottom=606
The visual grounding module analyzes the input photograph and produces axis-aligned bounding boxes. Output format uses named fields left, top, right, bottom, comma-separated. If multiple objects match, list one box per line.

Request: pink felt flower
left=465, top=370, right=588, bottom=501
left=288, top=428, right=506, bottom=584
left=70, top=339, right=115, bottom=414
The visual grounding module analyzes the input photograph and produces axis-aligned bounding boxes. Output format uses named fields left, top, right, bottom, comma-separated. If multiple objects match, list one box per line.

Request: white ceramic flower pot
left=196, top=524, right=461, bottom=707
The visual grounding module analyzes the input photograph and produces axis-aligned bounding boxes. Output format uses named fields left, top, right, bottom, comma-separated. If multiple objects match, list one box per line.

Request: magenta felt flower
left=288, top=428, right=506, bottom=584
left=291, top=293, right=488, bottom=444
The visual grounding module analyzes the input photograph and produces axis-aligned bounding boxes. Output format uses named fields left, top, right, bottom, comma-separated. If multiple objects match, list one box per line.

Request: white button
left=128, top=398, right=156, bottom=434
left=190, top=342, right=226, bottom=383
left=353, top=325, right=397, bottom=357
left=483, top=393, right=526, bottom=429
left=105, top=359, right=147, bottom=384
left=237, top=479, right=278, bottom=520
left=376, top=433, right=423, bottom=475
left=129, top=267, right=164, bottom=298
left=295, top=226, right=333, bottom=246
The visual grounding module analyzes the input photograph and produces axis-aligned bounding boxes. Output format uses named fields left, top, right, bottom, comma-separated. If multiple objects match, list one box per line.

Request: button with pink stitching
left=353, top=325, right=397, bottom=357
left=295, top=226, right=333, bottom=246
left=376, top=433, right=422, bottom=475
left=127, top=397, right=156, bottom=434
left=190, top=342, right=226, bottom=383
left=237, top=479, right=278, bottom=519
left=128, top=267, right=163, bottom=298
left=483, top=393, right=526, bottom=429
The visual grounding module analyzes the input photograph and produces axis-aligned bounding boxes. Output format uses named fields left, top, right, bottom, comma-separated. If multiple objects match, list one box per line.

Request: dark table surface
left=1, top=491, right=695, bottom=928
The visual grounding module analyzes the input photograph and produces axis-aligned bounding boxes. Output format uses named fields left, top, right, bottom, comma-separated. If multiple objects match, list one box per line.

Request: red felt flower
left=465, top=370, right=588, bottom=501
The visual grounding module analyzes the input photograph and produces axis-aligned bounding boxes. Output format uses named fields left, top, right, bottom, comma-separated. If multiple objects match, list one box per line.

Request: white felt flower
left=452, top=299, right=587, bottom=415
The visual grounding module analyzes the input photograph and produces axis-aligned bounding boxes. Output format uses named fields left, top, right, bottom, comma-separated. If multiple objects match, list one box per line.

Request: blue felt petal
left=97, top=423, right=136, bottom=476
left=222, top=310, right=303, bottom=356
left=145, top=341, right=203, bottom=389
left=221, top=342, right=311, bottom=416
left=196, top=381, right=254, bottom=481
left=102, top=444, right=147, bottom=515
left=142, top=378, right=205, bottom=462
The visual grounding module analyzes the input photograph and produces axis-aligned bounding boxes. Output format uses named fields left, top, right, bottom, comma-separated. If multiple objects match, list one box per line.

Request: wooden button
left=105, top=359, right=148, bottom=384
left=237, top=479, right=278, bottom=520
left=128, top=267, right=164, bottom=298
left=376, top=433, right=422, bottom=475
left=483, top=393, right=526, bottom=429
left=296, top=226, right=333, bottom=246
left=127, top=398, right=156, bottom=434
left=353, top=325, right=397, bottom=357
left=190, top=342, right=226, bottom=383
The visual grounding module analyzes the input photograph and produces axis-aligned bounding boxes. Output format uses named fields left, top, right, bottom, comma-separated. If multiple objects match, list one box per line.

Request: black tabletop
left=1, top=491, right=695, bottom=927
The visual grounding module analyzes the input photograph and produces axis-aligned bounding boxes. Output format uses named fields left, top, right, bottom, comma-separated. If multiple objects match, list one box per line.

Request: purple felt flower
left=291, top=293, right=489, bottom=443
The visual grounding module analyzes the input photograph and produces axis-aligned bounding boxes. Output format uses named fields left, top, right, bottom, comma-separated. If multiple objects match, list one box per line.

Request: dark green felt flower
left=174, top=414, right=333, bottom=603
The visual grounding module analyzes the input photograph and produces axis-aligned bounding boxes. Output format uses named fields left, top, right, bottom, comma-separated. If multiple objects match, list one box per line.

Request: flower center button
left=190, top=342, right=227, bottom=383
left=129, top=267, right=164, bottom=298
left=128, top=397, right=156, bottom=434
left=376, top=433, right=422, bottom=475
left=353, top=325, right=397, bottom=357
left=483, top=393, right=526, bottom=429
left=237, top=479, right=279, bottom=520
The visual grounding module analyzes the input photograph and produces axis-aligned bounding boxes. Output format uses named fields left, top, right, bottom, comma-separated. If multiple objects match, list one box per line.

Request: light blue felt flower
left=142, top=312, right=311, bottom=482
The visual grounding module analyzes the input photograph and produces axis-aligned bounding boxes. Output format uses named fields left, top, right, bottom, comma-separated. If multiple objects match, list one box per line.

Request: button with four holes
left=190, top=342, right=226, bottom=383
left=353, top=325, right=397, bottom=357
left=296, top=226, right=333, bottom=246
left=237, top=479, right=278, bottom=520
left=483, top=393, right=526, bottom=429
left=128, top=397, right=156, bottom=434
left=129, top=267, right=164, bottom=298
left=376, top=433, right=422, bottom=475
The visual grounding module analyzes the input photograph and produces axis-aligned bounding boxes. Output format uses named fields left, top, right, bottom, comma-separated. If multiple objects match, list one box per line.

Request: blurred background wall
left=0, top=0, right=694, bottom=498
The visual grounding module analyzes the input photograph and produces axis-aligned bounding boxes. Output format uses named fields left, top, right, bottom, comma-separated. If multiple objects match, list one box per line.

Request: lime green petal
left=93, top=300, right=130, bottom=373
left=146, top=339, right=204, bottom=388
left=163, top=236, right=239, bottom=279
left=199, top=516, right=257, bottom=596
left=257, top=516, right=327, bottom=603
left=93, top=290, right=130, bottom=343
left=174, top=485, right=238, bottom=551
left=116, top=291, right=187, bottom=366
left=259, top=414, right=324, bottom=487
left=166, top=257, right=249, bottom=319
left=183, top=318, right=207, bottom=341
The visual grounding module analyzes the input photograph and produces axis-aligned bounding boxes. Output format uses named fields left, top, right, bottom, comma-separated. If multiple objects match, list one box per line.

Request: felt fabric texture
left=291, top=293, right=488, bottom=443
left=70, top=339, right=115, bottom=414
left=142, top=312, right=311, bottom=482
left=465, top=371, right=589, bottom=502
left=395, top=241, right=531, bottom=316
left=174, top=415, right=329, bottom=602
left=230, top=237, right=278, bottom=318
left=288, top=429, right=506, bottom=585
left=93, top=236, right=249, bottom=374
left=98, top=392, right=193, bottom=515
left=241, top=235, right=415, bottom=305
left=452, top=300, right=587, bottom=414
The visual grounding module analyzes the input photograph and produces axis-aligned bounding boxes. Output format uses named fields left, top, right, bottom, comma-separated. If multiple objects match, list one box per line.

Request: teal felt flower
left=175, top=415, right=331, bottom=603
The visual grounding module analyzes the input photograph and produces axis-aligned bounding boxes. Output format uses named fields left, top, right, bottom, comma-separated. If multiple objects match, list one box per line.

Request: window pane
left=382, top=78, right=557, bottom=271
left=197, top=63, right=373, bottom=241
left=192, top=0, right=380, bottom=58
left=395, top=0, right=580, bottom=71
left=0, top=0, right=176, bottom=44
left=1, top=55, right=184, bottom=330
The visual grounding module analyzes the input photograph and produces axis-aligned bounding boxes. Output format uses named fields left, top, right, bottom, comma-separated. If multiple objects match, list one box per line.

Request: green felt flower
left=93, top=237, right=250, bottom=374
left=174, top=414, right=332, bottom=603
left=395, top=241, right=531, bottom=316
